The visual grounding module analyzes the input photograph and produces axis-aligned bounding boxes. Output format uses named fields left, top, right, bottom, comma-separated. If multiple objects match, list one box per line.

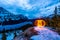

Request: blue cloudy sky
left=0, top=0, right=60, bottom=19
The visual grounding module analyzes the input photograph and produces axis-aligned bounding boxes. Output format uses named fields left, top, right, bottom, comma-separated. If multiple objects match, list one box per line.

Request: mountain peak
left=0, top=7, right=28, bottom=25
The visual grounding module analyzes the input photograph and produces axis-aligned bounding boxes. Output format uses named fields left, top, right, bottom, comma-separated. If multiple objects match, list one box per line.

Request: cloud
left=34, top=3, right=60, bottom=18
left=0, top=0, right=52, bottom=10
left=0, top=0, right=15, bottom=5
left=0, top=0, right=59, bottom=19
left=1, top=0, right=34, bottom=11
left=15, top=0, right=32, bottom=10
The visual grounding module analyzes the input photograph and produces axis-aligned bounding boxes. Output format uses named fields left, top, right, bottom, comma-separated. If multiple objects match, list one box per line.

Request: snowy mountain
left=0, top=7, right=32, bottom=32
left=0, top=7, right=28, bottom=25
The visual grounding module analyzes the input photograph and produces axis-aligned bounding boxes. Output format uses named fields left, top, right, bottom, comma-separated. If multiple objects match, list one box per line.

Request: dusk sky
left=0, top=0, right=60, bottom=19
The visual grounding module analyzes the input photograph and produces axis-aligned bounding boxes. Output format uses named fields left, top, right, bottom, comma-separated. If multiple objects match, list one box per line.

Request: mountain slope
left=0, top=7, right=28, bottom=25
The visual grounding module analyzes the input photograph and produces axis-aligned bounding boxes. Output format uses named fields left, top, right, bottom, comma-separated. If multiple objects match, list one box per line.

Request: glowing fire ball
left=34, top=20, right=46, bottom=28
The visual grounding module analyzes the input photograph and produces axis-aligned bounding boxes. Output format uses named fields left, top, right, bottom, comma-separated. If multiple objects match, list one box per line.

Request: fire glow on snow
left=30, top=20, right=60, bottom=40
left=30, top=26, right=60, bottom=40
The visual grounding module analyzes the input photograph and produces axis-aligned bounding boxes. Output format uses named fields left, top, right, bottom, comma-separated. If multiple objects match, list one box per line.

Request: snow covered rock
left=30, top=27, right=60, bottom=40
left=13, top=27, right=38, bottom=40
left=14, top=27, right=60, bottom=40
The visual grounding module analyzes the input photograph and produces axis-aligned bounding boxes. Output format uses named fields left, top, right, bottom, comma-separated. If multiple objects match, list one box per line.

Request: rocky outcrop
left=14, top=27, right=38, bottom=40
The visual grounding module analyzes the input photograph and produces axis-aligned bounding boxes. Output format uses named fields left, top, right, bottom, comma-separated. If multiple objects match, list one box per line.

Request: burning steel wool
left=34, top=20, right=46, bottom=28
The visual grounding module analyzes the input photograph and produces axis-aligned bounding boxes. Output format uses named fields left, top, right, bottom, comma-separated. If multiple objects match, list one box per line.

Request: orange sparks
left=34, top=20, right=46, bottom=28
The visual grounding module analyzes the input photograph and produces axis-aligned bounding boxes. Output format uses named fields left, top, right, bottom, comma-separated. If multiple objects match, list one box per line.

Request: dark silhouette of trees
left=2, top=29, right=7, bottom=40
